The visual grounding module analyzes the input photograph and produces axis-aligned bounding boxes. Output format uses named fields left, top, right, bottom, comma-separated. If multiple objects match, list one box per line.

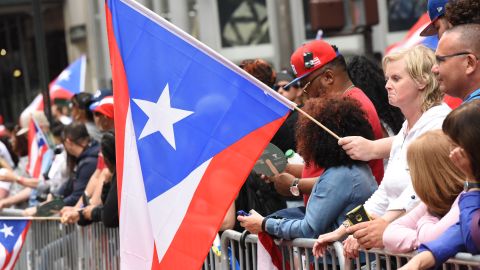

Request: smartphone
left=345, top=205, right=371, bottom=226
left=236, top=210, right=250, bottom=216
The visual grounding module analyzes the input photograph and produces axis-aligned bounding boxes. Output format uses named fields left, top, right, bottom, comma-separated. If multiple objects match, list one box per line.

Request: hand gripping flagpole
left=294, top=105, right=341, bottom=140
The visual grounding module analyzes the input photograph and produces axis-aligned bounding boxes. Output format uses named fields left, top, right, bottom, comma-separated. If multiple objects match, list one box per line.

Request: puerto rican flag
left=105, top=0, right=294, bottom=269
left=0, top=220, right=30, bottom=270
left=386, top=13, right=439, bottom=54
left=20, top=55, right=86, bottom=119
left=26, top=119, right=50, bottom=178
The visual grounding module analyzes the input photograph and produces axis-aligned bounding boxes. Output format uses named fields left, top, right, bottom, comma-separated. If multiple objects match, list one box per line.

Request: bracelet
left=261, top=217, right=269, bottom=232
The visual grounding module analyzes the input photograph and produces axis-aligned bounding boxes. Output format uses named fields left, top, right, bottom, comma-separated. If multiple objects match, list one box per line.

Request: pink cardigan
left=383, top=196, right=460, bottom=253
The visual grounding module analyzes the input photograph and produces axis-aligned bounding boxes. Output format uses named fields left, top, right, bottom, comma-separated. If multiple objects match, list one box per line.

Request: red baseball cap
left=285, top=40, right=339, bottom=88
left=92, top=96, right=114, bottom=119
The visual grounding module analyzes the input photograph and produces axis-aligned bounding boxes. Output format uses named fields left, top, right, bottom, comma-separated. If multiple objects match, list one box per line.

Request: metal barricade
left=348, top=248, right=480, bottom=270
left=219, top=230, right=344, bottom=270
left=14, top=221, right=119, bottom=270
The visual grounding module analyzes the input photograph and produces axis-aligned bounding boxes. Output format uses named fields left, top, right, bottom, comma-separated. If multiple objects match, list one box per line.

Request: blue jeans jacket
left=265, top=165, right=378, bottom=240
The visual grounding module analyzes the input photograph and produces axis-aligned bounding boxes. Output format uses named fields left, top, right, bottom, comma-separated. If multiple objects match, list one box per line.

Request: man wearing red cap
left=91, top=96, right=114, bottom=131
left=274, top=40, right=384, bottom=198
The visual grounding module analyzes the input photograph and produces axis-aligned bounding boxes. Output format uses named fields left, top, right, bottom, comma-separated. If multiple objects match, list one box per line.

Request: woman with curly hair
left=237, top=96, right=377, bottom=239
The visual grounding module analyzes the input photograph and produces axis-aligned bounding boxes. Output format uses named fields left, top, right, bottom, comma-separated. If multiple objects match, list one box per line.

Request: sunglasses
left=273, top=84, right=292, bottom=91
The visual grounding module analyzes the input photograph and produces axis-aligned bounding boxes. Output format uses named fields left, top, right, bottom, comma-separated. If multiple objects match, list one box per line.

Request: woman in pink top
left=383, top=130, right=464, bottom=253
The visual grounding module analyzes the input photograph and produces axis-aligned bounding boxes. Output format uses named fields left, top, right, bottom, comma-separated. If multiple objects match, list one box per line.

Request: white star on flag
left=132, top=83, right=193, bottom=150
left=0, top=223, right=14, bottom=238
left=58, top=70, right=71, bottom=81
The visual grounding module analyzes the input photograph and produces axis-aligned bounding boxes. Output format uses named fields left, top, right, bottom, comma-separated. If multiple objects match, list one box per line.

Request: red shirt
left=96, top=153, right=105, bottom=170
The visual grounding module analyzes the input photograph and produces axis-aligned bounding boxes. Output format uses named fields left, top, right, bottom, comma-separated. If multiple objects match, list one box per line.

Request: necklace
left=343, top=84, right=355, bottom=94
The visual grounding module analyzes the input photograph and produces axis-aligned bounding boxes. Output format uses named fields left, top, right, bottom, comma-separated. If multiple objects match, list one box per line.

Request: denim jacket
left=265, top=164, right=378, bottom=240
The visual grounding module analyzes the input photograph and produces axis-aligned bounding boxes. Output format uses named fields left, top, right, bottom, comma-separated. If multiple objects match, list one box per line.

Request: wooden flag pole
left=294, top=105, right=341, bottom=140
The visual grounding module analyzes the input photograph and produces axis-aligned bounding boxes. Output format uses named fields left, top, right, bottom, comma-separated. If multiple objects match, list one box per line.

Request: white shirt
left=364, top=103, right=452, bottom=216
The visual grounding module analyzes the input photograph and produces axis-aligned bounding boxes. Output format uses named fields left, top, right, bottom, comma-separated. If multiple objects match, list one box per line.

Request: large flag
left=26, top=118, right=50, bottom=178
left=0, top=220, right=30, bottom=270
left=20, top=55, right=86, bottom=119
left=385, top=13, right=439, bottom=54
left=105, top=0, right=294, bottom=268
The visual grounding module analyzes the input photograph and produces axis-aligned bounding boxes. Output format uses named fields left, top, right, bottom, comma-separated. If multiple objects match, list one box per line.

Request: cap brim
left=283, top=72, right=311, bottom=89
left=420, top=21, right=438, bottom=37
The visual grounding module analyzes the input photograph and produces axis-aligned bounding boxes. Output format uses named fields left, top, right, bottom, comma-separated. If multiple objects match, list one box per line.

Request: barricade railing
left=13, top=220, right=119, bottom=270
left=5, top=220, right=480, bottom=269
left=218, top=230, right=480, bottom=270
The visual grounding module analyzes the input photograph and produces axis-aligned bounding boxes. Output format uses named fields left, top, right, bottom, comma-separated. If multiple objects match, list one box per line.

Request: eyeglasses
left=435, top=51, right=478, bottom=65
left=300, top=70, right=325, bottom=93
left=273, top=84, right=291, bottom=91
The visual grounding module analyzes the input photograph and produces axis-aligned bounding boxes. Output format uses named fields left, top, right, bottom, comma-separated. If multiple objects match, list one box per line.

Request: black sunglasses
left=273, top=84, right=291, bottom=91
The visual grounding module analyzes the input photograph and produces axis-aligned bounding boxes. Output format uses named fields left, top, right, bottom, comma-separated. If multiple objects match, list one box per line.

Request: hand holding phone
left=345, top=205, right=371, bottom=227
left=236, top=210, right=250, bottom=216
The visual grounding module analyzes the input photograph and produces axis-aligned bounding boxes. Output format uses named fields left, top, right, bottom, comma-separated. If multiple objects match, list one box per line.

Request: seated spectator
left=56, top=122, right=99, bottom=206
left=383, top=130, right=464, bottom=253
left=238, top=96, right=378, bottom=239
left=399, top=100, right=480, bottom=269
left=61, top=131, right=118, bottom=227
left=314, top=45, right=450, bottom=258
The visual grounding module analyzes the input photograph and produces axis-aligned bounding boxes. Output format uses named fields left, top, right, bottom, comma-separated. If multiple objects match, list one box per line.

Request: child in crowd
left=399, top=100, right=480, bottom=269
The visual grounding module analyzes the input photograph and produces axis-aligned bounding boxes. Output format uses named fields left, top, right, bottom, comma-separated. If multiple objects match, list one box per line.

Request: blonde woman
left=383, top=130, right=464, bottom=252
left=313, top=45, right=451, bottom=258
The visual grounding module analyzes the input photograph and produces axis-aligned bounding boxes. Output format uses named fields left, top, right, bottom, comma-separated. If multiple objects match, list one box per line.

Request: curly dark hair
left=446, top=0, right=480, bottom=26
left=296, top=96, right=374, bottom=168
left=347, top=55, right=404, bottom=134
left=239, top=58, right=276, bottom=88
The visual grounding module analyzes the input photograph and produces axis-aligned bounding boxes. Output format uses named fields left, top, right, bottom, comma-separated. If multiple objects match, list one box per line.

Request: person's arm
left=220, top=202, right=236, bottom=231
left=90, top=168, right=111, bottom=205
left=383, top=203, right=430, bottom=253
left=63, top=160, right=97, bottom=206
left=74, top=168, right=101, bottom=208
left=284, top=164, right=304, bottom=178
left=338, top=136, right=394, bottom=161
left=416, top=198, right=460, bottom=243
left=398, top=251, right=436, bottom=270
left=271, top=172, right=317, bottom=196
left=0, top=187, right=31, bottom=209
left=265, top=171, right=350, bottom=240
left=99, top=173, right=118, bottom=228
left=417, top=223, right=464, bottom=269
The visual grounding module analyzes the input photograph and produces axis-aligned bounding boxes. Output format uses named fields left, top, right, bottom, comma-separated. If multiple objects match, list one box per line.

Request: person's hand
left=270, top=173, right=295, bottom=197
left=0, top=168, right=16, bottom=182
left=82, top=205, right=96, bottom=220
left=59, top=206, right=77, bottom=215
left=237, top=210, right=264, bottom=234
left=343, top=235, right=360, bottom=259
left=346, top=216, right=388, bottom=249
left=23, top=206, right=37, bottom=217
left=398, top=251, right=436, bottom=270
left=0, top=200, right=8, bottom=210
left=449, top=146, right=474, bottom=180
left=338, top=136, right=373, bottom=161
left=313, top=229, right=343, bottom=258
left=61, top=210, right=80, bottom=224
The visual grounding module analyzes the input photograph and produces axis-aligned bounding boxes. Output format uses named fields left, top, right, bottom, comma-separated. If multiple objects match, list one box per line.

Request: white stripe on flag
left=4, top=235, right=23, bottom=270
left=120, top=107, right=154, bottom=269
left=147, top=158, right=211, bottom=263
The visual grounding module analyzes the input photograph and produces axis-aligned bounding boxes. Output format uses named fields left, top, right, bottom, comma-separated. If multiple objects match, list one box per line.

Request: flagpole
left=0, top=216, right=62, bottom=221
left=294, top=106, right=341, bottom=140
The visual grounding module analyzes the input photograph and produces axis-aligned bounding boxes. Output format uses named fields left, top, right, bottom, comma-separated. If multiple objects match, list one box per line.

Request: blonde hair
left=383, top=45, right=443, bottom=112
left=407, top=130, right=464, bottom=217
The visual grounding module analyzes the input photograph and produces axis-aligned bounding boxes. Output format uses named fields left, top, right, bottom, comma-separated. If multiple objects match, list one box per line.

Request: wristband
left=261, top=217, right=269, bottom=232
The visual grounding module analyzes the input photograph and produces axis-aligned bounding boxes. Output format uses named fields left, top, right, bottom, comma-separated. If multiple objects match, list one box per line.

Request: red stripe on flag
left=156, top=115, right=288, bottom=269
left=105, top=2, right=130, bottom=212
